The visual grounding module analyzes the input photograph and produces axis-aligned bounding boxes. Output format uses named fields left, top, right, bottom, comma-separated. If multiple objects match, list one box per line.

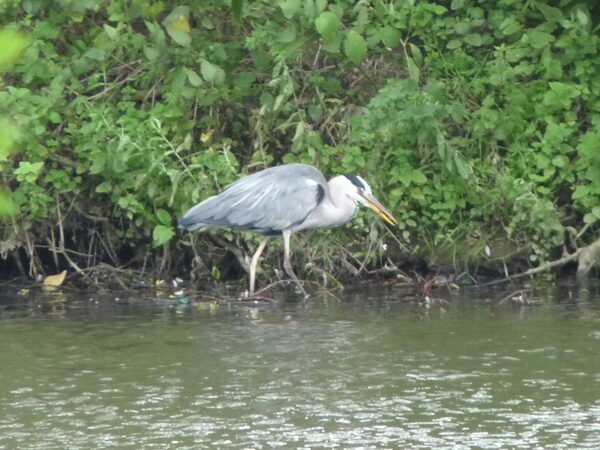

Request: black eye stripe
left=343, top=174, right=365, bottom=189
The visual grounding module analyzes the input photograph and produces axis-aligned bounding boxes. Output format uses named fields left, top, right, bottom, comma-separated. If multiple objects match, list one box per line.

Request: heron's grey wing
left=178, top=164, right=328, bottom=233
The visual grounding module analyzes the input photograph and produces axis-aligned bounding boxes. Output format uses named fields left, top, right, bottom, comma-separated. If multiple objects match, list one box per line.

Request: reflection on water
left=1, top=282, right=600, bottom=448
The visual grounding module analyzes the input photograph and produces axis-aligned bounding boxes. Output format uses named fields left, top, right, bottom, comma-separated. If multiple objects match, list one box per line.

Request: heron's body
left=178, top=164, right=360, bottom=234
left=178, top=163, right=396, bottom=297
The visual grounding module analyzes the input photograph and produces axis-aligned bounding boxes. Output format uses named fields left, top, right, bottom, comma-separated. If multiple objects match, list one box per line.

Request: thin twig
left=497, top=289, right=531, bottom=305
left=87, top=64, right=144, bottom=100
left=253, top=278, right=315, bottom=296
left=55, top=197, right=97, bottom=285
left=576, top=222, right=592, bottom=241
left=210, top=235, right=251, bottom=274
left=481, top=249, right=583, bottom=287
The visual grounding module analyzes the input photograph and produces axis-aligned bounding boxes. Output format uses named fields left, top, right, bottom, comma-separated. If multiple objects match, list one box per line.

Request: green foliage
left=0, top=28, right=28, bottom=69
left=0, top=27, right=28, bottom=218
left=1, top=0, right=600, bottom=279
left=344, top=30, right=367, bottom=65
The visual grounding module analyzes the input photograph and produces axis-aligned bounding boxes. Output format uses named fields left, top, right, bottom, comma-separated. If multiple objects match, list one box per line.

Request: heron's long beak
left=361, top=193, right=398, bottom=226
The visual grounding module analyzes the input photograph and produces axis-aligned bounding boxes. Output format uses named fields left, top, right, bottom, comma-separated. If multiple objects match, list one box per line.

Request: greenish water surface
left=1, top=283, right=600, bottom=448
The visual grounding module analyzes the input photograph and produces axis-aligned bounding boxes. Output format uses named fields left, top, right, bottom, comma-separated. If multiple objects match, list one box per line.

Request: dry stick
left=210, top=235, right=251, bottom=274
left=481, top=248, right=584, bottom=287
left=48, top=231, right=59, bottom=270
left=87, top=232, right=95, bottom=268
left=106, top=269, right=129, bottom=290
left=357, top=240, right=374, bottom=274
left=384, top=226, right=410, bottom=253
left=23, top=230, right=37, bottom=277
left=36, top=243, right=94, bottom=259
left=87, top=64, right=144, bottom=100
left=497, top=289, right=531, bottom=305
left=311, top=44, right=322, bottom=69
left=253, top=278, right=339, bottom=299
left=158, top=244, right=170, bottom=279
left=76, top=263, right=131, bottom=290
left=70, top=201, right=120, bottom=265
left=55, top=199, right=97, bottom=285
left=575, top=222, right=592, bottom=241
left=100, top=227, right=121, bottom=267
left=71, top=201, right=109, bottom=223
left=252, top=279, right=294, bottom=296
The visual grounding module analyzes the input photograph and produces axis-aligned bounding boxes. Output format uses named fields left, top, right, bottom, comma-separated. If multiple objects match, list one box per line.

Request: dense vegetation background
left=1, top=0, right=599, bottom=286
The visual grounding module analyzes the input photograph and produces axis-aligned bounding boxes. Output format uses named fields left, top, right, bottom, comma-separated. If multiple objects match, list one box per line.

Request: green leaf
left=406, top=56, right=420, bottom=82
left=184, top=67, right=203, bottom=87
left=500, top=16, right=522, bottom=35
left=454, top=21, right=470, bottom=34
left=447, top=39, right=461, bottom=49
left=95, top=182, right=110, bottom=193
left=537, top=4, right=563, bottom=22
left=321, top=35, right=342, bottom=53
left=165, top=26, right=191, bottom=47
left=200, top=60, right=225, bottom=84
left=143, top=46, right=159, bottom=60
left=551, top=155, right=568, bottom=168
left=379, top=26, right=400, bottom=48
left=15, top=161, right=44, bottom=184
left=0, top=29, right=28, bottom=69
left=527, top=30, right=554, bottom=49
left=103, top=24, right=118, bottom=40
left=411, top=170, right=427, bottom=185
left=454, top=153, right=471, bottom=179
left=0, top=119, right=18, bottom=161
left=48, top=111, right=61, bottom=124
left=584, top=213, right=598, bottom=224
left=577, top=130, right=600, bottom=158
left=428, top=4, right=448, bottom=14
left=409, top=43, right=423, bottom=66
left=464, top=33, right=482, bottom=46
left=543, top=82, right=580, bottom=109
left=276, top=24, right=297, bottom=43
left=315, top=11, right=339, bottom=41
left=0, top=188, right=16, bottom=217
left=344, top=31, right=367, bottom=64
left=304, top=0, right=315, bottom=19
left=575, top=8, right=590, bottom=27
left=152, top=224, right=174, bottom=247
left=200, top=17, right=214, bottom=30
left=84, top=48, right=106, bottom=61
left=163, top=6, right=190, bottom=25
left=162, top=7, right=191, bottom=47
left=156, top=209, right=172, bottom=226
left=279, top=0, right=300, bottom=19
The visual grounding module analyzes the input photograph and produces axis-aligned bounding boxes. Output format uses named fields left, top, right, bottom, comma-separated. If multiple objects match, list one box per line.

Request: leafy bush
left=1, top=0, right=599, bottom=282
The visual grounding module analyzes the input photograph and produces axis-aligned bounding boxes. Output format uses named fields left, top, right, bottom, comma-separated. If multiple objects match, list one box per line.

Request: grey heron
left=178, top=163, right=397, bottom=297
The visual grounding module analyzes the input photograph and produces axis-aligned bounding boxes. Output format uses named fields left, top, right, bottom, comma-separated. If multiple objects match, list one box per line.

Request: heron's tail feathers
left=177, top=196, right=223, bottom=231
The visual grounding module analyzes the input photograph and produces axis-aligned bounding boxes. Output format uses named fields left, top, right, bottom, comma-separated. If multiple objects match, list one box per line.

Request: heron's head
left=342, top=174, right=397, bottom=226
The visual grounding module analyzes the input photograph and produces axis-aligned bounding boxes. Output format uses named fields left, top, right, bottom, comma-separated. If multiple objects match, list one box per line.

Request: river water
left=1, top=282, right=600, bottom=449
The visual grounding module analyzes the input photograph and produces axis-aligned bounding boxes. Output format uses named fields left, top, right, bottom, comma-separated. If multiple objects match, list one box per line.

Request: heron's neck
left=328, top=180, right=359, bottom=220
left=296, top=179, right=358, bottom=231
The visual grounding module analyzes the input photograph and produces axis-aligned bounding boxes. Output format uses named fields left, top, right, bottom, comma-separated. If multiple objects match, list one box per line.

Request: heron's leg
left=249, top=237, right=269, bottom=296
left=282, top=230, right=308, bottom=298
